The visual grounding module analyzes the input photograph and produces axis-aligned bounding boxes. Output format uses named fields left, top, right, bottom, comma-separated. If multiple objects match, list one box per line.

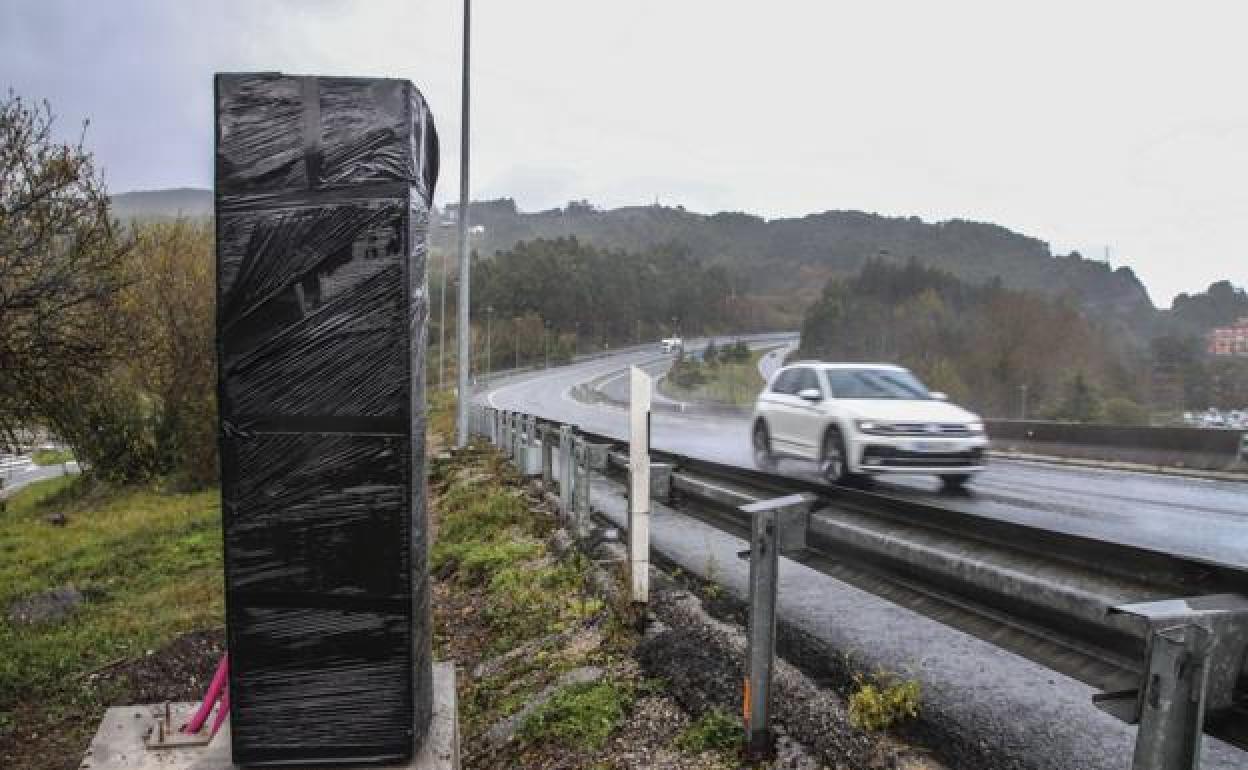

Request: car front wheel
left=821, top=428, right=853, bottom=485
left=753, top=421, right=777, bottom=471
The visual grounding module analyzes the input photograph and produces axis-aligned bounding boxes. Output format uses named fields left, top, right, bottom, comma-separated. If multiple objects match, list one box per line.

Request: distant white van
left=660, top=337, right=683, bottom=354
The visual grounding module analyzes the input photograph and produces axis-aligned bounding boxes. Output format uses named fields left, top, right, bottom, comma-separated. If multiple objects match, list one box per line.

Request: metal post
left=558, top=425, right=573, bottom=520
left=541, top=427, right=555, bottom=488
left=743, top=504, right=779, bottom=760
left=573, top=437, right=590, bottom=537
left=738, top=494, right=815, bottom=761
left=485, top=305, right=492, bottom=387
left=439, top=248, right=446, bottom=390
left=1131, top=625, right=1209, bottom=770
left=629, top=366, right=652, bottom=603
left=512, top=412, right=524, bottom=460
left=454, top=0, right=472, bottom=448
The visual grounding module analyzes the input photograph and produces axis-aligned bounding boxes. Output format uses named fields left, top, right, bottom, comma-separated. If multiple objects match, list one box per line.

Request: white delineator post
left=629, top=365, right=652, bottom=603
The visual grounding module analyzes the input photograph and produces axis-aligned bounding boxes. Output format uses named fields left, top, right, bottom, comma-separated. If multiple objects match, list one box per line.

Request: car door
left=786, top=367, right=827, bottom=458
left=759, top=368, right=799, bottom=453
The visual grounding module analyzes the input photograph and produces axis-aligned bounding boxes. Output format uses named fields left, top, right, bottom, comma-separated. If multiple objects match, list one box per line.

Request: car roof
left=782, top=361, right=907, bottom=371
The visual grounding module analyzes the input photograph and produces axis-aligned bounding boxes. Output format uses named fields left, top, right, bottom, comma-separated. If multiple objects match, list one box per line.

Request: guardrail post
left=511, top=412, right=525, bottom=460
left=1095, top=594, right=1248, bottom=770
left=574, top=437, right=590, bottom=537
left=738, top=493, right=816, bottom=761
left=629, top=366, right=652, bottom=603
left=1132, top=624, right=1209, bottom=770
left=541, top=427, right=555, bottom=488
left=558, top=425, right=574, bottom=520
left=649, top=462, right=673, bottom=504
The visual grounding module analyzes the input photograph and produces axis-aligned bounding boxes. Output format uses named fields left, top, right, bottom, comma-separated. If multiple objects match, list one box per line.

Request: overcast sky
left=3, top=0, right=1245, bottom=307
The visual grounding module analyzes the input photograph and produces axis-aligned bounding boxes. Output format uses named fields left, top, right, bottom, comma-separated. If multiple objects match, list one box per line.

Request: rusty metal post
left=739, top=493, right=815, bottom=760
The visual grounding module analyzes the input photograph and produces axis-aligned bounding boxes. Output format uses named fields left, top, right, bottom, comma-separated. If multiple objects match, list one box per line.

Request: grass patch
left=31, top=448, right=74, bottom=466
left=660, top=346, right=766, bottom=406
left=519, top=679, right=634, bottom=750
left=674, top=708, right=743, bottom=753
left=848, top=672, right=921, bottom=731
left=0, top=475, right=221, bottom=720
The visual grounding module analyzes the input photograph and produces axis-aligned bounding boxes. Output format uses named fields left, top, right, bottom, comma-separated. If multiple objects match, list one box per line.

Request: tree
left=1055, top=372, right=1103, bottom=423
left=0, top=93, right=129, bottom=453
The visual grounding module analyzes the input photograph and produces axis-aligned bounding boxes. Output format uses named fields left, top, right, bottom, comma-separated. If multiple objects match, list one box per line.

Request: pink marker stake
left=183, top=654, right=229, bottom=734
left=208, top=689, right=231, bottom=739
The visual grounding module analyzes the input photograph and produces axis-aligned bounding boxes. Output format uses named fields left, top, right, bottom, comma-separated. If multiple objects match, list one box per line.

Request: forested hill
left=430, top=199, right=1154, bottom=321
left=111, top=189, right=1157, bottom=321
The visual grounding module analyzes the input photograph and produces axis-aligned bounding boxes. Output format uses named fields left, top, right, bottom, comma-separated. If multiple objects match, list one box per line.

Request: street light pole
left=544, top=321, right=550, bottom=369
left=485, top=305, right=493, bottom=387
left=514, top=318, right=520, bottom=370
left=454, top=0, right=472, bottom=448
left=438, top=249, right=446, bottom=389
left=1019, top=384, right=1029, bottom=420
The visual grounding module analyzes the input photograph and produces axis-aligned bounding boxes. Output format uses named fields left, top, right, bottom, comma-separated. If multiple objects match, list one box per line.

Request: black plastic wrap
left=215, top=73, right=438, bottom=767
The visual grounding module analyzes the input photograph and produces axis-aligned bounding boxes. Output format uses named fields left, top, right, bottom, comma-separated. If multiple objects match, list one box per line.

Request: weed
left=848, top=671, right=920, bottom=731
left=674, top=708, right=743, bottom=753
left=703, top=547, right=724, bottom=600
left=519, top=679, right=634, bottom=750
left=31, top=448, right=74, bottom=466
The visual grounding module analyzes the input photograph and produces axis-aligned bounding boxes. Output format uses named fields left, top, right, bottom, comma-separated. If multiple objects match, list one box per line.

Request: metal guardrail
left=469, top=403, right=1248, bottom=768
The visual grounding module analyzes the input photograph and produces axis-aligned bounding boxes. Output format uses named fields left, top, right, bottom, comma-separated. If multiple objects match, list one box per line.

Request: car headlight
left=967, top=421, right=985, bottom=434
left=855, top=419, right=887, bottom=434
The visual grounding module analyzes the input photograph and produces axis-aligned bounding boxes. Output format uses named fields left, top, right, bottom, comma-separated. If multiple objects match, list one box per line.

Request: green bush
left=674, top=709, right=742, bottom=753
left=847, top=673, right=920, bottom=731
left=519, top=679, right=633, bottom=750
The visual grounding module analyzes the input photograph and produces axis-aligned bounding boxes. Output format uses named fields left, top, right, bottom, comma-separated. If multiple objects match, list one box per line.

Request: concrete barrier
left=986, top=419, right=1246, bottom=472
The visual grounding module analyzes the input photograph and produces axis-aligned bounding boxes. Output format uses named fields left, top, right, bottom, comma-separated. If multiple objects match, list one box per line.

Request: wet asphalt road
left=480, top=347, right=1248, bottom=570
left=0, top=460, right=78, bottom=499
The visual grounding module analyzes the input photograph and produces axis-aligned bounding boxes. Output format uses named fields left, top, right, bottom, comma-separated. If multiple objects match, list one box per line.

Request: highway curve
left=480, top=344, right=1248, bottom=571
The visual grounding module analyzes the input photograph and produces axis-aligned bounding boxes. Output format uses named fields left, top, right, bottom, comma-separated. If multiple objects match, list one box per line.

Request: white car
left=751, top=362, right=989, bottom=488
left=660, top=337, right=684, bottom=354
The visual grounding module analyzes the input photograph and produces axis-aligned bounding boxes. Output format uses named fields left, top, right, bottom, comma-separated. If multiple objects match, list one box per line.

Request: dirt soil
left=0, top=628, right=225, bottom=770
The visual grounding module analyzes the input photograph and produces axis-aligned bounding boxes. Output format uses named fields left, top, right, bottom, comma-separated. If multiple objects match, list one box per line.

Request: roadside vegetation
left=429, top=406, right=744, bottom=769
left=1, top=92, right=216, bottom=488
left=660, top=340, right=764, bottom=406
left=0, top=475, right=222, bottom=770
left=30, top=448, right=74, bottom=466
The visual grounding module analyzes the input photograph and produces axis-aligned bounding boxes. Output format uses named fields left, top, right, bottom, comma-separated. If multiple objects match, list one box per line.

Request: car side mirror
left=930, top=391, right=948, bottom=401
left=797, top=388, right=823, bottom=402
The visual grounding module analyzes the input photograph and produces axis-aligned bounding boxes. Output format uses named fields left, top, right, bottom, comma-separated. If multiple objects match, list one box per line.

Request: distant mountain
left=434, top=199, right=1158, bottom=326
left=112, top=189, right=1180, bottom=333
left=1166, top=280, right=1248, bottom=334
left=110, top=187, right=213, bottom=221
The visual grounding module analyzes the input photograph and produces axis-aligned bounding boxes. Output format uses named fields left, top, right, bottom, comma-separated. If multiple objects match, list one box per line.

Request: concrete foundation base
left=80, top=662, right=459, bottom=770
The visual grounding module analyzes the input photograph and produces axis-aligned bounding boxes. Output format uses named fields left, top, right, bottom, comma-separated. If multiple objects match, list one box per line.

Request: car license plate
left=910, top=440, right=948, bottom=452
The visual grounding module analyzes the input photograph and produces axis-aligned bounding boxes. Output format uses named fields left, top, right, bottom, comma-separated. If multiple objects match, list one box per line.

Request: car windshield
left=824, top=368, right=931, bottom=400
